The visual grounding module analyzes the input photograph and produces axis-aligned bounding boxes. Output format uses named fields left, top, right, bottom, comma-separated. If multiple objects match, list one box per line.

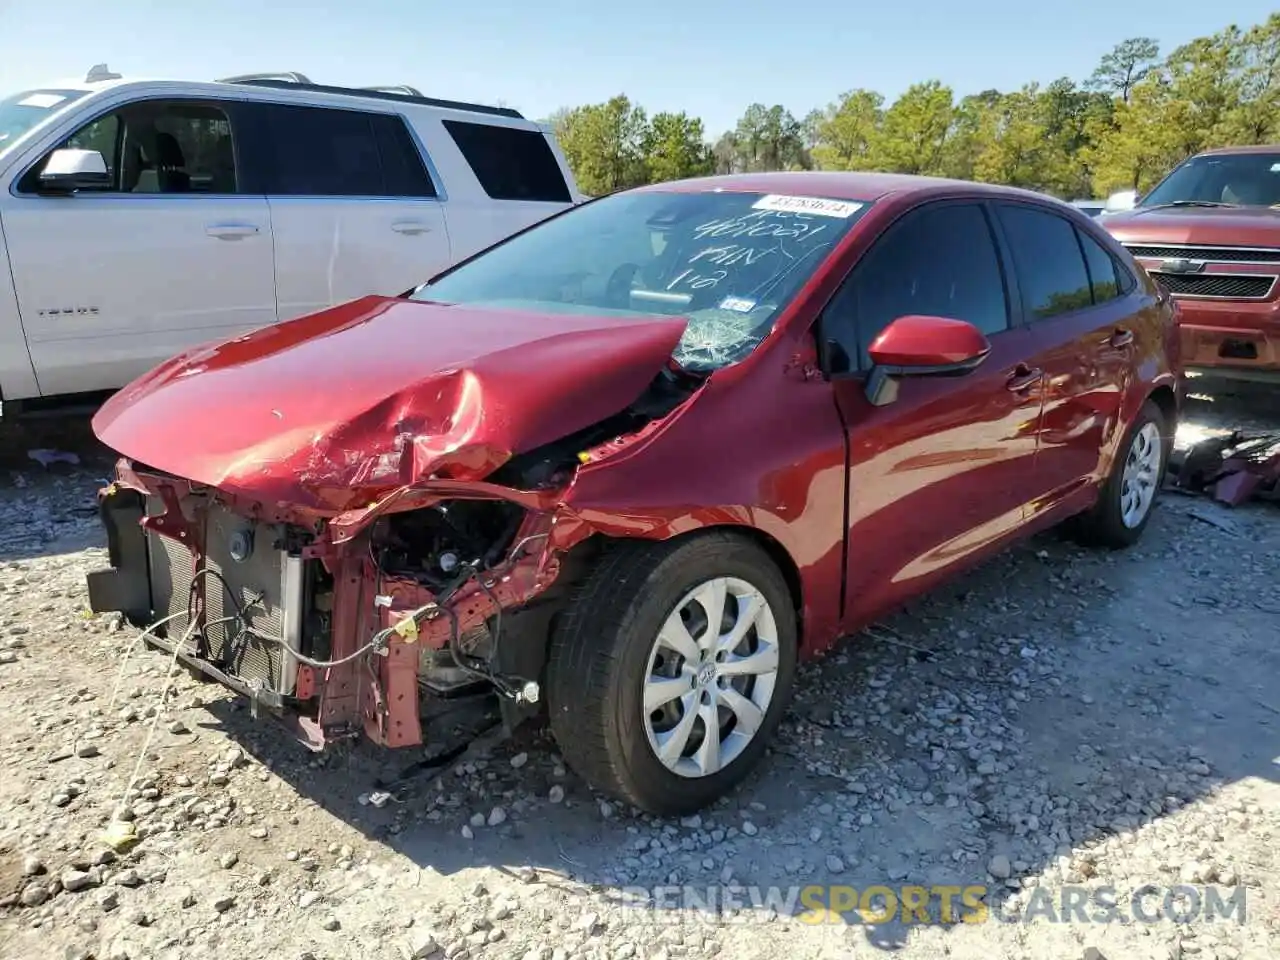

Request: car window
left=413, top=189, right=872, bottom=372
left=64, top=113, right=120, bottom=182
left=442, top=119, right=571, bottom=202
left=370, top=113, right=436, bottom=197
left=1140, top=152, right=1280, bottom=208
left=21, top=100, right=239, bottom=194
left=0, top=89, right=90, bottom=158
left=1077, top=229, right=1125, bottom=305
left=249, top=103, right=385, bottom=196
left=821, top=202, right=1009, bottom=370
left=994, top=204, right=1094, bottom=320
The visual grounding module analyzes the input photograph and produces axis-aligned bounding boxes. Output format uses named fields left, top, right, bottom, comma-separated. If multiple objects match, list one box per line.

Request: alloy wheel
left=641, top=576, right=781, bottom=778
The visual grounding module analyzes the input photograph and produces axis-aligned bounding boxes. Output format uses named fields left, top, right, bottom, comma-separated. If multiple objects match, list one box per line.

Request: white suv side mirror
left=39, top=148, right=111, bottom=193
left=1104, top=189, right=1138, bottom=213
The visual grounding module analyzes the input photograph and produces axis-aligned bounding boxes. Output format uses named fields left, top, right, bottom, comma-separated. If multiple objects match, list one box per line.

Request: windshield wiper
left=1143, top=200, right=1239, bottom=209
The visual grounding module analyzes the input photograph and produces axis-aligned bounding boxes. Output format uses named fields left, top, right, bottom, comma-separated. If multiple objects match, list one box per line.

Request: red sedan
left=87, top=172, right=1182, bottom=815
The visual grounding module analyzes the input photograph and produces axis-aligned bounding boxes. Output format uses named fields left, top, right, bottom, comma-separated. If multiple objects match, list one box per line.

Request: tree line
left=546, top=14, right=1279, bottom=200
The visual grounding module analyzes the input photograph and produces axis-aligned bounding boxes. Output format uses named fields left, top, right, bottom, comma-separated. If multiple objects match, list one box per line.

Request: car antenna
left=85, top=64, right=122, bottom=82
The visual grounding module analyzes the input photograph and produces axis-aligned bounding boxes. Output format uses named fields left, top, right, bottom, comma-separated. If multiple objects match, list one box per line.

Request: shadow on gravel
left=186, top=387, right=1280, bottom=951
left=0, top=415, right=114, bottom=562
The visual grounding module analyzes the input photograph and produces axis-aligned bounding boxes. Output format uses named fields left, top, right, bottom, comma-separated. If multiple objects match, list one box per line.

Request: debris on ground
left=1172, top=429, right=1280, bottom=506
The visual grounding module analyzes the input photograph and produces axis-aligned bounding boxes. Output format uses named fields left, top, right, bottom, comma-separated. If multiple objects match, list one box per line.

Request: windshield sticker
left=751, top=194, right=864, bottom=218
left=717, top=296, right=757, bottom=313
left=18, top=93, right=67, bottom=109
left=1271, top=163, right=1280, bottom=173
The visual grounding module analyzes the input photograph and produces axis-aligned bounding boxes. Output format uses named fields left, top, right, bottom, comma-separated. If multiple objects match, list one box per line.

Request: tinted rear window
left=442, top=119, right=571, bottom=203
left=248, top=103, right=435, bottom=197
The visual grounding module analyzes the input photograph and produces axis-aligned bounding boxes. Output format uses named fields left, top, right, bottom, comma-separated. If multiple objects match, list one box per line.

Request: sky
left=0, top=0, right=1274, bottom=136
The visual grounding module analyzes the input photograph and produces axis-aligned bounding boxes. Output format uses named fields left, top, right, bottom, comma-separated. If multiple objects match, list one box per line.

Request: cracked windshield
left=413, top=190, right=870, bottom=371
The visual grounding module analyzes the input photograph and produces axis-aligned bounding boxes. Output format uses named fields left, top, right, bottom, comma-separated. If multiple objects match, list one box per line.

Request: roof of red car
left=631, top=170, right=1043, bottom=203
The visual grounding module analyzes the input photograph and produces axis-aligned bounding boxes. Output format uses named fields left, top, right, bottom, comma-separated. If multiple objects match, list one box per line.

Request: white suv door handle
left=391, top=220, right=431, bottom=235
left=205, top=223, right=260, bottom=240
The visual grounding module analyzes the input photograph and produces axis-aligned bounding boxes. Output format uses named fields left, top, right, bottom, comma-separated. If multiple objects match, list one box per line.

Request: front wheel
left=546, top=533, right=798, bottom=816
left=1070, top=398, right=1170, bottom=548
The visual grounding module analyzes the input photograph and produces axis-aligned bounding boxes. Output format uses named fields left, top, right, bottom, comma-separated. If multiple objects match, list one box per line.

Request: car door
left=0, top=97, right=276, bottom=396
left=237, top=101, right=451, bottom=320
left=820, top=200, right=1048, bottom=625
left=989, top=201, right=1141, bottom=520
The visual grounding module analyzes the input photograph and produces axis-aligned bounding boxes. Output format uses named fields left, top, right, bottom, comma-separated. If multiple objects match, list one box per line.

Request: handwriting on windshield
left=664, top=210, right=830, bottom=295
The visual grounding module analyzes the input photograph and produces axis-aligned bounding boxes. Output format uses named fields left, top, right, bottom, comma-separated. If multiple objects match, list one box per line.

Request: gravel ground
left=0, top=385, right=1277, bottom=960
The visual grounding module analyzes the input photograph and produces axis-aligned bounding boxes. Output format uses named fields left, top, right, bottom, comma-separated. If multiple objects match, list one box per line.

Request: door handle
left=1006, top=366, right=1043, bottom=393
left=391, top=220, right=431, bottom=235
left=205, top=223, right=260, bottom=240
left=1108, top=328, right=1135, bottom=348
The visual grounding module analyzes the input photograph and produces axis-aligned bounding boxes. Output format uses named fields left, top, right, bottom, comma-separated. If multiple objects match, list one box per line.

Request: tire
left=546, top=532, right=798, bottom=816
left=1070, top=399, right=1170, bottom=548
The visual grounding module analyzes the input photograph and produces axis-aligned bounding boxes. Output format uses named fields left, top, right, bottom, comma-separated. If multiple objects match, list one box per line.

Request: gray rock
left=408, top=931, right=440, bottom=958
left=19, top=883, right=50, bottom=907
left=988, top=855, right=1012, bottom=880
left=61, top=869, right=100, bottom=893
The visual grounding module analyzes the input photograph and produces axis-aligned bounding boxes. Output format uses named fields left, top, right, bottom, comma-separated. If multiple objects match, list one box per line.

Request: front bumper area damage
left=84, top=298, right=707, bottom=752
left=87, top=461, right=605, bottom=751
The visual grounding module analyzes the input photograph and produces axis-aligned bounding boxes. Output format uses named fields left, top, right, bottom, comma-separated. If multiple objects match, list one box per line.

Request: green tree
left=810, top=89, right=883, bottom=171
left=554, top=95, right=650, bottom=196
left=971, top=86, right=1054, bottom=190
left=1221, top=13, right=1280, bottom=143
left=868, top=81, right=954, bottom=175
left=543, top=14, right=1276, bottom=203
left=731, top=103, right=809, bottom=171
left=643, top=112, right=712, bottom=183
left=1087, top=37, right=1161, bottom=102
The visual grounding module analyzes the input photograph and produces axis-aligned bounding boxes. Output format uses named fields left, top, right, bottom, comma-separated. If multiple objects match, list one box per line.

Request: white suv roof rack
left=213, top=71, right=523, bottom=119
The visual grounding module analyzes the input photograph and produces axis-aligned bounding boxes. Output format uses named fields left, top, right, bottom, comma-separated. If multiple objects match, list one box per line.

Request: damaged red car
left=86, top=172, right=1182, bottom=815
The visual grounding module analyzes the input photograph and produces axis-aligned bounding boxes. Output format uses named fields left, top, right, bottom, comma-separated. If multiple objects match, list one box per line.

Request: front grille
left=1151, top=273, right=1276, bottom=300
left=1125, top=244, right=1280, bottom=263
left=145, top=500, right=299, bottom=694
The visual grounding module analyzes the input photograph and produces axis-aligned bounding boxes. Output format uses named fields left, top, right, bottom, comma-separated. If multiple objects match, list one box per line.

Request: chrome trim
left=1149, top=271, right=1277, bottom=301
left=278, top=554, right=305, bottom=697
left=1123, top=241, right=1280, bottom=266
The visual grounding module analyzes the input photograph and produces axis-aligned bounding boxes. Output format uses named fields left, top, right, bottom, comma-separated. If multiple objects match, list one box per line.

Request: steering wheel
left=604, top=263, right=640, bottom=309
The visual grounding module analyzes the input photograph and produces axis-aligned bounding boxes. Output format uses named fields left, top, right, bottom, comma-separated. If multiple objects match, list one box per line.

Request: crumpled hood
left=92, top=296, right=688, bottom=511
left=1103, top=205, right=1280, bottom=247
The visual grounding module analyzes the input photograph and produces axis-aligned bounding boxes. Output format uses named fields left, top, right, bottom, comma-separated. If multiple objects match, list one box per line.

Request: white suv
left=0, top=67, right=582, bottom=415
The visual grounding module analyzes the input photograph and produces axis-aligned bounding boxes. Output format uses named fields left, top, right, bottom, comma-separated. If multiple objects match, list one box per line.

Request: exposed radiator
left=145, top=499, right=304, bottom=696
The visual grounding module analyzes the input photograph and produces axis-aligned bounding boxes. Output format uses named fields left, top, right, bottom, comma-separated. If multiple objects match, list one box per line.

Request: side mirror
left=864, top=314, right=991, bottom=407
left=1104, top=189, right=1138, bottom=213
left=38, top=148, right=110, bottom=193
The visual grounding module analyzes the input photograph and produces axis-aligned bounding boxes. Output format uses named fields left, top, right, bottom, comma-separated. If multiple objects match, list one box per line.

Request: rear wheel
left=546, top=533, right=798, bottom=816
left=1070, top=399, right=1170, bottom=548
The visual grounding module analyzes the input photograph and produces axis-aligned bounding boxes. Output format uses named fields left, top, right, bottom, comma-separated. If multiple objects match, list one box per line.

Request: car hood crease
left=91, top=295, right=689, bottom=511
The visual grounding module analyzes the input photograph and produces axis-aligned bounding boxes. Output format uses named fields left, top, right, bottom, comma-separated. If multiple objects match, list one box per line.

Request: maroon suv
left=1102, top=145, right=1280, bottom=384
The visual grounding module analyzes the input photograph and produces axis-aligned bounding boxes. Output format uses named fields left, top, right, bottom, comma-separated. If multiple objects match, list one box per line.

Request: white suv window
left=20, top=99, right=241, bottom=195
left=244, top=103, right=437, bottom=198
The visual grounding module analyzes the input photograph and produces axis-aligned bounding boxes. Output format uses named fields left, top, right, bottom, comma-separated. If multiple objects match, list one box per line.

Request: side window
left=441, top=119, right=571, bottom=202
left=370, top=114, right=436, bottom=198
left=821, top=203, right=1009, bottom=369
left=119, top=102, right=238, bottom=194
left=254, top=104, right=384, bottom=196
left=1077, top=229, right=1124, bottom=305
left=64, top=114, right=120, bottom=183
left=20, top=100, right=238, bottom=194
left=994, top=204, right=1093, bottom=320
